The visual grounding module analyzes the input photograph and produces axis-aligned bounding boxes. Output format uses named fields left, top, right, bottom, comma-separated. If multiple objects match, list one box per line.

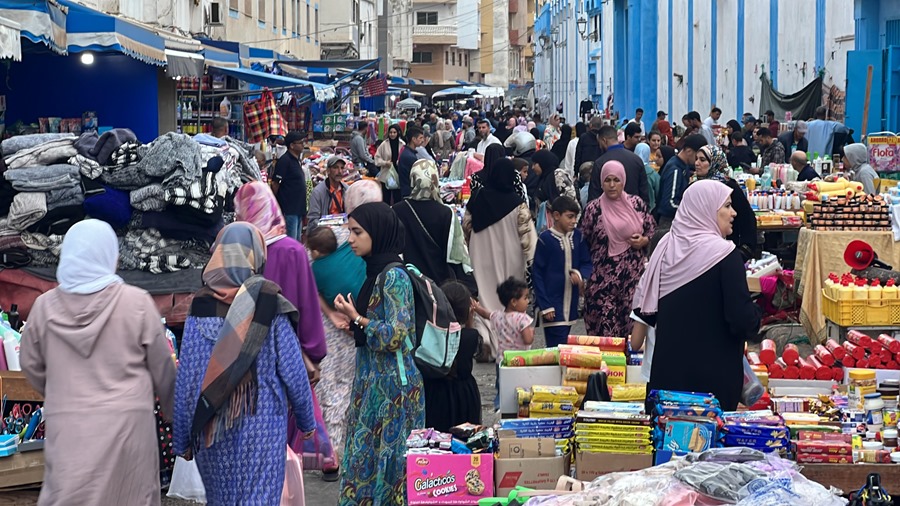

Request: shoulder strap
left=404, top=200, right=441, bottom=250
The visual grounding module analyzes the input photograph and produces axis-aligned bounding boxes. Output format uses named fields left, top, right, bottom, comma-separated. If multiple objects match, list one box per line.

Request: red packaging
left=779, top=358, right=800, bottom=379
left=808, top=356, right=832, bottom=380
left=795, top=440, right=852, bottom=455
left=857, top=357, right=870, bottom=369
left=782, top=343, right=800, bottom=365
left=881, top=349, right=894, bottom=364
left=759, top=339, right=777, bottom=365
left=797, top=356, right=816, bottom=380
left=843, top=341, right=866, bottom=360
left=747, top=352, right=762, bottom=366
left=795, top=453, right=852, bottom=464
left=832, top=367, right=844, bottom=382
left=847, top=330, right=873, bottom=348
left=768, top=360, right=784, bottom=379
left=878, top=334, right=900, bottom=353
left=877, top=361, right=889, bottom=369
left=825, top=339, right=846, bottom=361
left=813, top=345, right=835, bottom=366
left=842, top=355, right=856, bottom=367
left=798, top=431, right=851, bottom=442
left=886, top=360, right=900, bottom=370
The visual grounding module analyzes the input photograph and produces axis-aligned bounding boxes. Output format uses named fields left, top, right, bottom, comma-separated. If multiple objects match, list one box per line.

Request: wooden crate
left=0, top=372, right=42, bottom=403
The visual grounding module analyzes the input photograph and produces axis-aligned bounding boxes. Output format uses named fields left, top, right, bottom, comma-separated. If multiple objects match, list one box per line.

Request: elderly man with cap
left=307, top=156, right=349, bottom=229
left=790, top=150, right=820, bottom=182
left=777, top=121, right=809, bottom=162
left=272, top=130, right=307, bottom=240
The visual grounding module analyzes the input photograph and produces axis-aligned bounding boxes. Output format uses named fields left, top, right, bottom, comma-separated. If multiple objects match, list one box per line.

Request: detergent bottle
left=884, top=279, right=899, bottom=300
left=839, top=280, right=854, bottom=301
left=870, top=279, right=884, bottom=306
left=854, top=278, right=870, bottom=300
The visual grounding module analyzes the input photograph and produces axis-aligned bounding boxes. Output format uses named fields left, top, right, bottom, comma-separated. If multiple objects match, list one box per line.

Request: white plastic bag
left=167, top=456, right=207, bottom=503
left=281, top=445, right=306, bottom=505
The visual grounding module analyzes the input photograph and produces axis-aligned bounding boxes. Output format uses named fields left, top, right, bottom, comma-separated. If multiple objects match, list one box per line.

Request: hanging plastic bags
left=281, top=445, right=306, bottom=505
left=167, top=457, right=207, bottom=503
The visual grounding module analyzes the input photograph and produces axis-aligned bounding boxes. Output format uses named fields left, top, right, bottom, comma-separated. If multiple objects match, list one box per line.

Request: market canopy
left=165, top=48, right=203, bottom=78
left=397, top=98, right=422, bottom=109
left=0, top=16, right=21, bottom=61
left=58, top=0, right=165, bottom=65
left=0, top=0, right=66, bottom=54
left=210, top=65, right=337, bottom=102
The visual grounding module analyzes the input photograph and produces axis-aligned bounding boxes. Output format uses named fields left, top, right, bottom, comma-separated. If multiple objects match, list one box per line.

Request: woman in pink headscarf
left=581, top=161, right=655, bottom=337
left=632, top=180, right=761, bottom=411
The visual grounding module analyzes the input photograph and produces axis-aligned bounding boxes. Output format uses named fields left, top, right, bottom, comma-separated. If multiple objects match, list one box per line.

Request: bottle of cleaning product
left=825, top=275, right=837, bottom=299
left=884, top=279, right=899, bottom=300
left=839, top=280, right=854, bottom=301
left=854, top=279, right=870, bottom=300
left=1, top=326, right=20, bottom=371
left=219, top=96, right=232, bottom=119
left=870, top=279, right=884, bottom=305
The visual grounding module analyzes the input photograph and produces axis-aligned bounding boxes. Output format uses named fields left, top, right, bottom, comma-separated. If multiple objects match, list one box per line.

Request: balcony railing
left=413, top=24, right=457, bottom=37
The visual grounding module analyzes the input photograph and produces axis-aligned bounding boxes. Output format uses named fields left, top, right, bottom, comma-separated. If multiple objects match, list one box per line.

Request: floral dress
left=339, top=267, right=425, bottom=506
left=581, top=195, right=656, bottom=337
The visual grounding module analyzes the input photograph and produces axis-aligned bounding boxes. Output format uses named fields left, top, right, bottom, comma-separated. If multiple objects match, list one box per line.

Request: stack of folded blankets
left=0, top=130, right=262, bottom=273
left=576, top=402, right=653, bottom=455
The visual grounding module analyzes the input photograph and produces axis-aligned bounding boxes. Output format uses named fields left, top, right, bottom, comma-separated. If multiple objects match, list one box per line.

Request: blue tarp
left=209, top=66, right=336, bottom=101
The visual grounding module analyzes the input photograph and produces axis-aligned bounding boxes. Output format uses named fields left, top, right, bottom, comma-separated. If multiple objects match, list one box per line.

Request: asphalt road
left=3, top=323, right=580, bottom=505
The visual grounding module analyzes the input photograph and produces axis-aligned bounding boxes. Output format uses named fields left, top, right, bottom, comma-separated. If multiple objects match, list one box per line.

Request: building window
left=416, top=12, right=438, bottom=25
left=306, top=4, right=310, bottom=35
left=465, top=53, right=468, bottom=66
left=315, top=7, right=319, bottom=41
left=413, top=51, right=433, bottom=63
left=452, top=51, right=456, bottom=66
left=258, top=0, right=265, bottom=20
left=294, top=0, right=300, bottom=34
left=445, top=51, right=449, bottom=64
left=282, top=0, right=286, bottom=29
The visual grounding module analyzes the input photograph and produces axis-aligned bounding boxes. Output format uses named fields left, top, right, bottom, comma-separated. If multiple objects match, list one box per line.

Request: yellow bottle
left=746, top=177, right=757, bottom=192
left=824, top=278, right=837, bottom=299
left=853, top=279, right=869, bottom=300
left=869, top=279, right=883, bottom=306
left=839, top=281, right=854, bottom=301
left=884, top=279, right=899, bottom=300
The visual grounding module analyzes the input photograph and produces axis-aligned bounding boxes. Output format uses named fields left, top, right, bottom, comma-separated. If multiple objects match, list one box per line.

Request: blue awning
left=0, top=0, right=66, bottom=54
left=58, top=0, right=165, bottom=65
left=202, top=44, right=239, bottom=68
left=589, top=48, right=601, bottom=59
left=210, top=66, right=337, bottom=101
left=390, top=76, right=425, bottom=86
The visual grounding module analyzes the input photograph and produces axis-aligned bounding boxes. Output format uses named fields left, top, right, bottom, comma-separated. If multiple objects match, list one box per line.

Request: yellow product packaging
left=574, top=425, right=652, bottom=437
left=605, top=363, right=626, bottom=385
left=562, top=378, right=588, bottom=394
left=563, top=366, right=599, bottom=382
left=516, top=387, right=532, bottom=406
left=577, top=443, right=653, bottom=454
left=611, top=383, right=647, bottom=402
left=531, top=385, right=580, bottom=403
left=529, top=401, right=577, bottom=415
left=530, top=411, right=575, bottom=418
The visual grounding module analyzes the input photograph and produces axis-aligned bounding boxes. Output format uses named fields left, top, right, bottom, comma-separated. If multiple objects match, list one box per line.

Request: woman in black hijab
left=471, top=143, right=528, bottom=203
left=332, top=201, right=425, bottom=504
left=550, top=124, right=573, bottom=162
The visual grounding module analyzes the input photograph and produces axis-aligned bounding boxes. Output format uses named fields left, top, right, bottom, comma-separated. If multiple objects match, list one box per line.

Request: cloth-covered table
left=796, top=228, right=900, bottom=341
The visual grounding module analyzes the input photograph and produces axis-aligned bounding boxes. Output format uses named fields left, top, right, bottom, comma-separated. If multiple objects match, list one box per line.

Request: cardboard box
left=494, top=453, right=570, bottom=497
left=498, top=365, right=562, bottom=414
left=0, top=449, right=44, bottom=489
left=575, top=452, right=653, bottom=481
left=406, top=454, right=493, bottom=505
left=0, top=371, right=42, bottom=403
left=496, top=433, right=557, bottom=459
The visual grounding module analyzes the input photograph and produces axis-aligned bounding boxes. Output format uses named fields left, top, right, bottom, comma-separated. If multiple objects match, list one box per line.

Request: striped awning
left=0, top=0, right=66, bottom=54
left=0, top=16, right=21, bottom=61
left=59, top=0, right=165, bottom=65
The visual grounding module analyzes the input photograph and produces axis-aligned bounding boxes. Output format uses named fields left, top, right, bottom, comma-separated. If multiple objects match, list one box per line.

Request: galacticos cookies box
left=406, top=454, right=493, bottom=505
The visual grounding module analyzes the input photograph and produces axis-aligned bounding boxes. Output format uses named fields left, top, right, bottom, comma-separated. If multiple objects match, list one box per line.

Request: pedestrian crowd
left=17, top=100, right=867, bottom=506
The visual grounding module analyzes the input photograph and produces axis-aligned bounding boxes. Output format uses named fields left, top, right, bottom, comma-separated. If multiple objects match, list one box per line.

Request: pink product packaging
left=407, top=454, right=493, bottom=505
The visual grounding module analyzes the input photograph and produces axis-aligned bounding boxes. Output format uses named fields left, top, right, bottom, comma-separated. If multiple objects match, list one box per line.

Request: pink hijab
left=233, top=181, right=287, bottom=245
left=599, top=161, right=643, bottom=257
left=632, top=180, right=735, bottom=314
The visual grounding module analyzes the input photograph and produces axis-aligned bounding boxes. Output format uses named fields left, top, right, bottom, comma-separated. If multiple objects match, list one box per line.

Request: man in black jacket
left=574, top=116, right=604, bottom=175
left=588, top=126, right=650, bottom=204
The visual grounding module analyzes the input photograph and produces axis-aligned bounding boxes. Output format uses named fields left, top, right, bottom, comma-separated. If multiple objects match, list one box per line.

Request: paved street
left=1, top=323, right=579, bottom=505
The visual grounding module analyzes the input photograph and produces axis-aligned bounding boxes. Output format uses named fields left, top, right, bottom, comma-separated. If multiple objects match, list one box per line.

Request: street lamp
left=539, top=34, right=551, bottom=51
left=577, top=16, right=588, bottom=40
left=551, top=27, right=559, bottom=46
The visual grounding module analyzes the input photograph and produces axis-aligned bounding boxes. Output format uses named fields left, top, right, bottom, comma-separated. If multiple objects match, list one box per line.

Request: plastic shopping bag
left=281, top=444, right=306, bottom=505
left=377, top=164, right=400, bottom=190
left=167, top=456, right=206, bottom=503
left=741, top=355, right=765, bottom=407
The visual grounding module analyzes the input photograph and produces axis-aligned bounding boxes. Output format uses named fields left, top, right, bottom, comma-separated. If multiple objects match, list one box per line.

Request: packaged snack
left=529, top=401, right=577, bottom=415
left=515, top=387, right=532, bottom=406
left=503, top=348, right=559, bottom=367
left=611, top=383, right=647, bottom=401
left=562, top=378, right=588, bottom=394
left=530, top=385, right=579, bottom=403
left=562, top=366, right=597, bottom=382
left=449, top=423, right=483, bottom=440
left=575, top=411, right=652, bottom=426
left=722, top=423, right=789, bottom=439
left=797, top=430, right=851, bottom=442
left=661, top=419, right=716, bottom=453
left=722, top=434, right=789, bottom=450
left=582, top=401, right=645, bottom=413
left=794, top=440, right=852, bottom=455
left=566, top=335, right=626, bottom=351
left=795, top=453, right=852, bottom=464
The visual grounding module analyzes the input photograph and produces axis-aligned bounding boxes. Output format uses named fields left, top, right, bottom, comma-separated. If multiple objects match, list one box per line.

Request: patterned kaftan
left=339, top=267, right=425, bottom=506
left=581, top=195, right=656, bottom=338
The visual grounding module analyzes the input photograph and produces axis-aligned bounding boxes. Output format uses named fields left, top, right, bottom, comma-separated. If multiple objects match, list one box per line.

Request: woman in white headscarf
left=843, top=143, right=879, bottom=195
left=20, top=219, right=177, bottom=506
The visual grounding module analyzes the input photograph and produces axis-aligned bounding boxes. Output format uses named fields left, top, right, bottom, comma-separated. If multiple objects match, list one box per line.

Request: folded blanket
left=2, top=133, right=75, bottom=156
left=122, top=228, right=169, bottom=259
left=142, top=209, right=223, bottom=243
left=83, top=185, right=132, bottom=229
left=194, top=134, right=227, bottom=147
left=74, top=132, right=99, bottom=159
left=5, top=138, right=78, bottom=170
left=162, top=169, right=225, bottom=214
left=70, top=154, right=103, bottom=179
left=7, top=192, right=47, bottom=230
left=4, top=164, right=80, bottom=191
left=90, top=128, right=137, bottom=165
left=47, top=184, right=84, bottom=210
left=27, top=205, right=84, bottom=235
left=135, top=133, right=201, bottom=188
left=20, top=232, right=64, bottom=255
left=223, top=136, right=262, bottom=182
left=130, top=184, right=166, bottom=211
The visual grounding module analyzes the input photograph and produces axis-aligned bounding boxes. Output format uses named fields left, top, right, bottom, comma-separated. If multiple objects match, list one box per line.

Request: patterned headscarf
left=699, top=144, right=729, bottom=182
left=190, top=222, right=298, bottom=447
left=410, top=159, right=442, bottom=202
left=233, top=181, right=287, bottom=245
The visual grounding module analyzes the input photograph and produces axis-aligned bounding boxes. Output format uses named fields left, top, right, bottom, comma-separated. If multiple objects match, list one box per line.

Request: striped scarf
left=189, top=223, right=297, bottom=447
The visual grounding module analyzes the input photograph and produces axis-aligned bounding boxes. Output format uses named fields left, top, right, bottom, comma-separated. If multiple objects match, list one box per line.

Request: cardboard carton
left=575, top=451, right=652, bottom=481
left=494, top=433, right=570, bottom=496
left=406, top=453, right=493, bottom=505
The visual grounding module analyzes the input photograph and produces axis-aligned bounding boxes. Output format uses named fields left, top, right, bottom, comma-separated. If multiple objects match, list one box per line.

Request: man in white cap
left=307, top=156, right=349, bottom=229
left=777, top=120, right=809, bottom=163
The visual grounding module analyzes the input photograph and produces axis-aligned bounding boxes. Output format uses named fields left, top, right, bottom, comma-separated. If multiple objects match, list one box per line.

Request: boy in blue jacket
left=532, top=196, right=593, bottom=348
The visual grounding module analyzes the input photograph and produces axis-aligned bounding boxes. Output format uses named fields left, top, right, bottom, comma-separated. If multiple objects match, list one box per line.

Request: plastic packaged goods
left=796, top=356, right=816, bottom=380
left=849, top=368, right=878, bottom=408
left=807, top=356, right=833, bottom=380
left=759, top=339, right=777, bottom=365
left=502, top=347, right=559, bottom=366
left=813, top=345, right=835, bottom=366
left=847, top=329, right=873, bottom=348
left=782, top=343, right=800, bottom=365
left=741, top=356, right=766, bottom=407
left=565, top=335, right=626, bottom=351
left=824, top=339, right=846, bottom=361
left=843, top=340, right=866, bottom=360
left=864, top=393, right=884, bottom=432
left=530, top=385, right=580, bottom=403
left=877, top=333, right=900, bottom=354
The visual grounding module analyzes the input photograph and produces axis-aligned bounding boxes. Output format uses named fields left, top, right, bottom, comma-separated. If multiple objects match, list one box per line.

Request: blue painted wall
left=2, top=51, right=160, bottom=142
left=613, top=0, right=657, bottom=118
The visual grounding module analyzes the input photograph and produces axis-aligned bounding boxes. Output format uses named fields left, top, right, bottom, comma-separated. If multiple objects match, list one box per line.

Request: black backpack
left=378, top=263, right=462, bottom=378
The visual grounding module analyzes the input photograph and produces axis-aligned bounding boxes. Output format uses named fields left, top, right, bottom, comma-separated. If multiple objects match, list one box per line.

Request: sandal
left=322, top=469, right=340, bottom=482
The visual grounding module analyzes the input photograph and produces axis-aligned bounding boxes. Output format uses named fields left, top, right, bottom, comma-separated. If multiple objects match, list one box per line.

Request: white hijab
left=57, top=219, right=123, bottom=294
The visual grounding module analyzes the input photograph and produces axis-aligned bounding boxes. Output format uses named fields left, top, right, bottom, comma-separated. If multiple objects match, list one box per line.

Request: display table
left=801, top=463, right=900, bottom=494
left=795, top=228, right=900, bottom=341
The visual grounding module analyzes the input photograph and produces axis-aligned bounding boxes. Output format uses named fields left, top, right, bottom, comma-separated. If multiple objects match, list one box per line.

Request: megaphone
left=844, top=240, right=893, bottom=271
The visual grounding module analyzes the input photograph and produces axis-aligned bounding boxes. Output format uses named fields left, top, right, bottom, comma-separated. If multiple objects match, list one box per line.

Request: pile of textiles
left=0, top=131, right=261, bottom=273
